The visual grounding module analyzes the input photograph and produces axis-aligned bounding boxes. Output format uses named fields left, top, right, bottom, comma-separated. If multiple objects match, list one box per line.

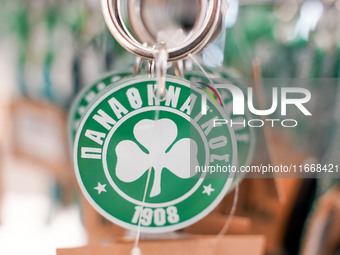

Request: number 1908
left=131, top=206, right=179, bottom=226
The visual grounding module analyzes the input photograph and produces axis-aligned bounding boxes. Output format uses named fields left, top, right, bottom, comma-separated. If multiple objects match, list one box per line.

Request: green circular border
left=74, top=75, right=238, bottom=233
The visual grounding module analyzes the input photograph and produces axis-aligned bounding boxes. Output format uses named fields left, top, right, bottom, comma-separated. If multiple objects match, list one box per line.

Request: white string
left=132, top=45, right=235, bottom=255
left=132, top=43, right=168, bottom=255
left=188, top=53, right=217, bottom=89
left=188, top=52, right=239, bottom=251
left=132, top=165, right=153, bottom=255
left=213, top=184, right=239, bottom=254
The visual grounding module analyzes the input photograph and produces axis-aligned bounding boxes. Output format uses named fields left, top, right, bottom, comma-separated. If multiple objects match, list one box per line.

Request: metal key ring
left=127, top=0, right=222, bottom=51
left=127, top=0, right=204, bottom=47
left=101, top=0, right=221, bottom=61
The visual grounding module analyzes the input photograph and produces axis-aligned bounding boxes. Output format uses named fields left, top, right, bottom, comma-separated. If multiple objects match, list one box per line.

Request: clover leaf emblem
left=115, top=118, right=199, bottom=197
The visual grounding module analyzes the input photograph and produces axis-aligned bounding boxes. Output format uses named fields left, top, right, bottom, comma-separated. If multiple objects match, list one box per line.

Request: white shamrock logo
left=115, top=118, right=199, bottom=197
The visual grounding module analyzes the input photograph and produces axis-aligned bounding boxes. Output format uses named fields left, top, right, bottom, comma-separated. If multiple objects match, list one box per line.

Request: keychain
left=73, top=0, right=238, bottom=234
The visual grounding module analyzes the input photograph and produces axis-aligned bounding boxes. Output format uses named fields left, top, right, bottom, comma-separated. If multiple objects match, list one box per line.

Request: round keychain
left=73, top=0, right=238, bottom=233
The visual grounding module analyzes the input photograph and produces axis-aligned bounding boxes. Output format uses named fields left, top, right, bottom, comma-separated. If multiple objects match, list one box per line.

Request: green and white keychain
left=73, top=0, right=238, bottom=234
left=74, top=74, right=238, bottom=232
left=68, top=71, right=132, bottom=142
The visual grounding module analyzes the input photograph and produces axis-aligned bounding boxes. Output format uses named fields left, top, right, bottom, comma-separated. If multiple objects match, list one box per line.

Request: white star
left=202, top=184, right=215, bottom=196
left=94, top=182, right=107, bottom=194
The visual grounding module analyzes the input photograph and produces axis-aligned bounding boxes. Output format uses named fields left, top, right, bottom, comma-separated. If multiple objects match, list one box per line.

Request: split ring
left=101, top=0, right=221, bottom=61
